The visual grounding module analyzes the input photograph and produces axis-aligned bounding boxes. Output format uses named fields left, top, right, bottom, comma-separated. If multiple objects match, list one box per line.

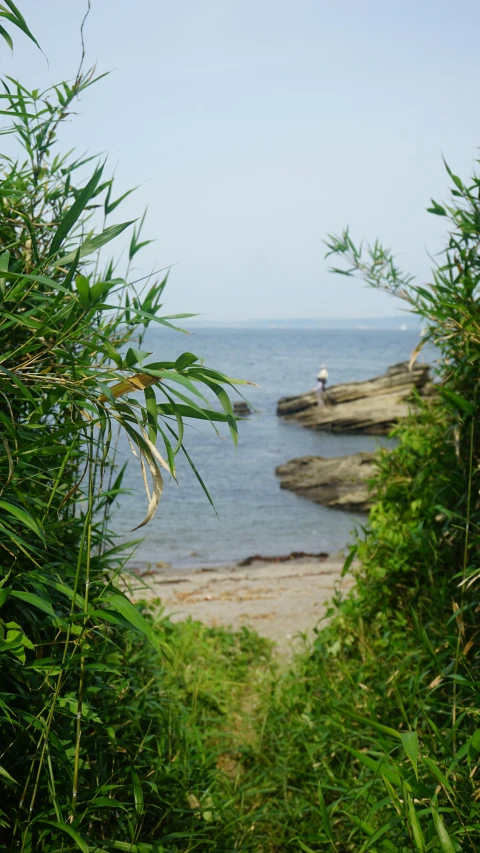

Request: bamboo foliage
left=0, top=38, right=247, bottom=851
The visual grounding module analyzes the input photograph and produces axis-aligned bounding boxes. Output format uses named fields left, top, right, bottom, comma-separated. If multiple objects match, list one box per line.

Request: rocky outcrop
left=233, top=401, right=252, bottom=416
left=276, top=452, right=376, bottom=512
left=277, top=362, right=433, bottom=434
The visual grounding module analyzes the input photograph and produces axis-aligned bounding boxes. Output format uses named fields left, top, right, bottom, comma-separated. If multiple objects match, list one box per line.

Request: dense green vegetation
left=2, top=7, right=480, bottom=852
left=0, top=18, right=251, bottom=851
left=223, top=170, right=480, bottom=851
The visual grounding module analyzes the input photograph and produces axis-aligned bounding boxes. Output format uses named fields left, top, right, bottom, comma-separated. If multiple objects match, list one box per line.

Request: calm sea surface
left=114, top=327, right=432, bottom=569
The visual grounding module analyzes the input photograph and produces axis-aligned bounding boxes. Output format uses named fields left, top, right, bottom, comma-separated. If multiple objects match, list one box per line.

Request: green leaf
left=102, top=594, right=169, bottom=657
left=342, top=544, right=358, bottom=577
left=448, top=172, right=464, bottom=192
left=420, top=629, right=438, bottom=666
left=422, top=755, right=453, bottom=794
left=1, top=1, right=40, bottom=48
left=144, top=386, right=157, bottom=442
left=0, top=23, right=13, bottom=50
left=10, top=590, right=54, bottom=617
left=0, top=250, right=10, bottom=272
left=341, top=743, right=402, bottom=787
left=125, top=348, right=150, bottom=368
left=175, top=351, right=198, bottom=371
left=203, top=379, right=238, bottom=446
left=382, top=775, right=403, bottom=814
left=469, top=729, right=480, bottom=754
left=106, top=843, right=157, bottom=852
left=100, top=338, right=122, bottom=367
left=338, top=708, right=403, bottom=740
left=53, top=221, right=135, bottom=266
left=427, top=199, right=447, bottom=216
left=0, top=364, right=36, bottom=404
left=401, top=730, right=419, bottom=778
left=131, top=768, right=144, bottom=815
left=97, top=382, right=115, bottom=404
left=431, top=808, right=456, bottom=853
left=297, top=842, right=318, bottom=853
left=90, top=796, right=126, bottom=810
left=317, top=784, right=332, bottom=840
left=75, top=275, right=90, bottom=308
left=90, top=280, right=110, bottom=305
left=415, top=286, right=435, bottom=302
left=441, top=389, right=475, bottom=415
left=129, top=224, right=154, bottom=260
left=41, top=822, right=89, bottom=853
left=407, top=794, right=426, bottom=853
left=0, top=500, right=44, bottom=539
left=49, top=164, right=104, bottom=258
left=0, top=764, right=18, bottom=785
left=104, top=183, right=138, bottom=216
left=142, top=367, right=209, bottom=402
left=360, top=817, right=401, bottom=852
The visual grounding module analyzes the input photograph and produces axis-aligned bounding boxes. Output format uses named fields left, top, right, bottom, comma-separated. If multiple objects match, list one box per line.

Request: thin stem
left=71, top=429, right=93, bottom=817
left=452, top=415, right=474, bottom=745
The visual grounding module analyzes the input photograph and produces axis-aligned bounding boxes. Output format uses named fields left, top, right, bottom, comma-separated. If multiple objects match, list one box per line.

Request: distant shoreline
left=185, top=317, right=421, bottom=331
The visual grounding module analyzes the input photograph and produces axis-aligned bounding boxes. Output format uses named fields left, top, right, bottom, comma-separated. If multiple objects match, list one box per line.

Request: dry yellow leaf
left=99, top=372, right=158, bottom=402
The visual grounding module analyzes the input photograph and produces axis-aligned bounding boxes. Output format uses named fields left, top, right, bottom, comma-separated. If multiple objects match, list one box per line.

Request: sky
left=5, top=1, right=480, bottom=320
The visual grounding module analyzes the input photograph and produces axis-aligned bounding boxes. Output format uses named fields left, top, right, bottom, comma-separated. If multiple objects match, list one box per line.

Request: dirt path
left=130, top=555, right=353, bottom=655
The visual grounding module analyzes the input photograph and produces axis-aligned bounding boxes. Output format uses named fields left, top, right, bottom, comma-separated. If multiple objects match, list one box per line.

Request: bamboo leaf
left=0, top=23, right=13, bottom=50
left=422, top=755, right=453, bottom=794
left=105, top=184, right=137, bottom=216
left=41, top=822, right=89, bottom=853
left=407, top=794, right=426, bottom=853
left=49, top=164, right=104, bottom=258
left=338, top=708, right=403, bottom=740
left=175, top=351, right=198, bottom=371
left=11, top=590, right=54, bottom=617
left=1, top=1, right=40, bottom=48
left=431, top=808, right=456, bottom=853
left=0, top=764, right=17, bottom=785
left=401, top=730, right=419, bottom=778
left=90, top=797, right=126, bottom=810
left=131, top=768, right=144, bottom=815
left=341, top=743, right=403, bottom=787
left=75, top=274, right=91, bottom=308
left=441, top=389, right=475, bottom=415
left=0, top=499, right=44, bottom=539
left=53, top=221, right=135, bottom=266
left=102, top=594, right=168, bottom=657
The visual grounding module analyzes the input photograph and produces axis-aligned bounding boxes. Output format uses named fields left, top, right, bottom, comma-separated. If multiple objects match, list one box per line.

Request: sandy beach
left=129, top=553, right=353, bottom=655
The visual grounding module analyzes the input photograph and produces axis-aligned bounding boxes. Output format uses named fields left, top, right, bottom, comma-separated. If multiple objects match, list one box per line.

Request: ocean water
left=113, top=327, right=431, bottom=569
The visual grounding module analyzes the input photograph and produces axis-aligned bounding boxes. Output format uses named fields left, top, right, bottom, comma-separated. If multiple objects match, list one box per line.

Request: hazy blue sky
left=7, top=1, right=480, bottom=319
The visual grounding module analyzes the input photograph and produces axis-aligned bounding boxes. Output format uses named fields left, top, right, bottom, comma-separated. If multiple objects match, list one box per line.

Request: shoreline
left=128, top=552, right=353, bottom=655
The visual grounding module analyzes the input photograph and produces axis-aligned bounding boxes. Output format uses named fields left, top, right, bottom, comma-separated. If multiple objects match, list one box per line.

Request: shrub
left=0, top=35, right=251, bottom=853
left=231, top=159, right=480, bottom=852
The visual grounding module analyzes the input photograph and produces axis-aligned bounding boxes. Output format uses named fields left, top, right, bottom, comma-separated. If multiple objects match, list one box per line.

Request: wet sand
left=129, top=554, right=353, bottom=655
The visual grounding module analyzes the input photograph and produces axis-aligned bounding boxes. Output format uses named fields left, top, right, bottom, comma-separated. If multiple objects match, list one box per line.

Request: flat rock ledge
left=276, top=451, right=376, bottom=512
left=277, top=361, right=433, bottom=434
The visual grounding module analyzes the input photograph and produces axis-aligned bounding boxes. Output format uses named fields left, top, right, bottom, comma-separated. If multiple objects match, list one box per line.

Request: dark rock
left=233, top=401, right=252, bottom=416
left=238, top=551, right=329, bottom=566
left=276, top=451, right=377, bottom=512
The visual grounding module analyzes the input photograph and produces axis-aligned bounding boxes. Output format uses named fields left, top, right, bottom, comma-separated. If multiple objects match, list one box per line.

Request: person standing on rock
left=315, top=365, right=328, bottom=405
